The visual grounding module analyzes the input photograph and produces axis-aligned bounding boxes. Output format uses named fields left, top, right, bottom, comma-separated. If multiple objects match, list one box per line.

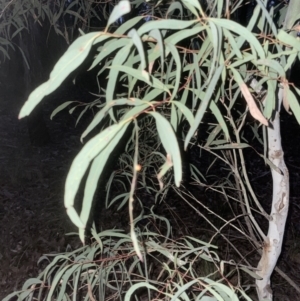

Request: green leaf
left=171, top=279, right=200, bottom=301
left=263, top=80, right=276, bottom=119
left=19, top=32, right=102, bottom=118
left=255, top=0, right=278, bottom=35
left=106, top=43, right=133, bottom=121
left=255, top=59, right=285, bottom=78
left=210, top=18, right=265, bottom=59
left=171, top=103, right=178, bottom=131
left=209, top=143, right=250, bottom=150
left=205, top=125, right=222, bottom=147
left=21, top=278, right=43, bottom=290
left=50, top=101, right=77, bottom=119
left=109, top=65, right=170, bottom=93
left=65, top=121, right=130, bottom=230
left=167, top=1, right=183, bottom=18
left=277, top=29, right=300, bottom=51
left=182, top=0, right=203, bottom=17
left=240, top=266, right=263, bottom=280
left=121, top=103, right=152, bottom=120
left=106, top=0, right=131, bottom=29
left=2, top=292, right=21, bottom=301
left=56, top=264, right=81, bottom=301
left=166, top=42, right=181, bottom=101
left=46, top=265, right=74, bottom=301
left=138, top=20, right=196, bottom=36
left=223, top=28, right=243, bottom=59
left=79, top=122, right=130, bottom=242
left=171, top=101, right=195, bottom=127
left=149, top=29, right=165, bottom=75
left=89, top=38, right=130, bottom=70
left=207, top=21, right=222, bottom=83
left=128, top=28, right=146, bottom=70
left=115, top=16, right=144, bottom=35
left=165, top=25, right=205, bottom=46
left=209, top=101, right=229, bottom=141
left=81, top=98, right=148, bottom=141
left=185, top=65, right=224, bottom=149
left=285, top=51, right=298, bottom=72
left=125, top=283, right=158, bottom=301
left=149, top=112, right=182, bottom=187
left=283, top=0, right=300, bottom=30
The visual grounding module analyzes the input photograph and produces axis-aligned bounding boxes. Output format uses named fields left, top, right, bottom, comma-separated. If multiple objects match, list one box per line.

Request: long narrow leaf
left=65, top=121, right=130, bottom=229
left=19, top=32, right=104, bottom=118
left=185, top=65, right=224, bottom=149
left=149, top=112, right=182, bottom=187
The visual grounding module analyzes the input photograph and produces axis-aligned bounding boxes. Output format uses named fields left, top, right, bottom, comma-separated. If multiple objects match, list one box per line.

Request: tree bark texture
left=256, top=88, right=290, bottom=301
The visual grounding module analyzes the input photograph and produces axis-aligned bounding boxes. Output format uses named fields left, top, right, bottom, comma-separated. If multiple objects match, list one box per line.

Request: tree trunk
left=256, top=88, right=290, bottom=301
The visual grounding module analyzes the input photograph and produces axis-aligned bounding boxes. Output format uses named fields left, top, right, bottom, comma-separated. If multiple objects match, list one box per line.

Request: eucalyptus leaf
left=185, top=65, right=224, bottom=149
left=149, top=112, right=182, bottom=187
left=19, top=32, right=103, bottom=118
left=106, top=0, right=131, bottom=29
left=65, top=121, right=130, bottom=231
left=79, top=122, right=130, bottom=241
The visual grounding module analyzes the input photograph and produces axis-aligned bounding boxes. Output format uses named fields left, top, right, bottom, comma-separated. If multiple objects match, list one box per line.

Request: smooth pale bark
left=256, top=88, right=290, bottom=300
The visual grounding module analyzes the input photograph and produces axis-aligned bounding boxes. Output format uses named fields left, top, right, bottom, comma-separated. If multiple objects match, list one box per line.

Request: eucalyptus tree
left=3, top=0, right=300, bottom=300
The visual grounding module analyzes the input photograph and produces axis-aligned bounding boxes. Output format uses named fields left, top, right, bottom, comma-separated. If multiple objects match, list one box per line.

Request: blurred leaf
left=277, top=29, right=300, bottom=51
left=125, top=282, right=158, bottom=301
left=182, top=0, right=203, bottom=17
left=240, top=266, right=263, bottom=280
left=263, top=80, right=276, bottom=119
left=138, top=19, right=196, bottom=36
left=285, top=51, right=298, bottom=72
left=128, top=28, right=146, bottom=70
left=255, top=0, right=278, bottom=35
left=121, top=103, right=152, bottom=120
left=171, top=101, right=195, bottom=127
left=211, top=18, right=265, bottom=59
left=255, top=59, right=285, bottom=78
left=115, top=16, right=144, bottom=35
left=165, top=25, right=205, bottom=46
left=223, top=28, right=242, bottom=59
left=283, top=0, right=300, bottom=30
left=50, top=101, right=77, bottom=119
left=149, top=28, right=164, bottom=75
left=167, top=1, right=183, bottom=18
left=166, top=42, right=181, bottom=101
left=171, top=103, right=178, bottom=131
left=109, top=65, right=170, bottom=93
left=106, top=0, right=131, bottom=29
left=209, top=143, right=250, bottom=150
left=47, top=265, right=75, bottom=301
